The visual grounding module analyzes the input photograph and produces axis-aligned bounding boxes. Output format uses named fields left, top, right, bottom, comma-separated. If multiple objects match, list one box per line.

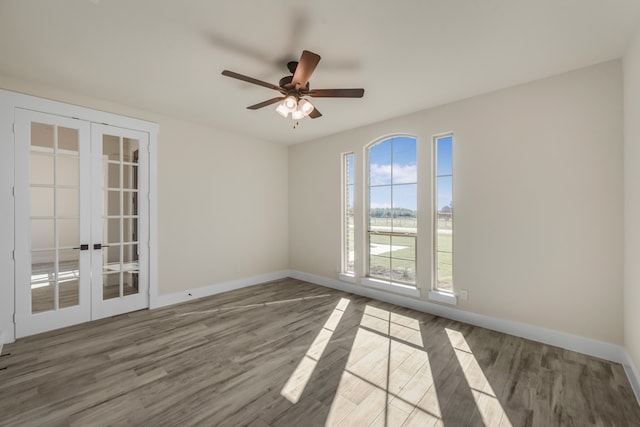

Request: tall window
left=342, top=153, right=355, bottom=275
left=434, top=134, right=453, bottom=291
left=367, top=136, right=417, bottom=285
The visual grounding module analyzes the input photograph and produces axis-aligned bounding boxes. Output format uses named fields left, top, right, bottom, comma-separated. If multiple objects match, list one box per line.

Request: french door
left=15, top=109, right=149, bottom=337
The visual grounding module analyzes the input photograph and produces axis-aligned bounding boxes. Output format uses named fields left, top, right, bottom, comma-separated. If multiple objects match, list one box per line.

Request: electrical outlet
left=459, top=289, right=468, bottom=300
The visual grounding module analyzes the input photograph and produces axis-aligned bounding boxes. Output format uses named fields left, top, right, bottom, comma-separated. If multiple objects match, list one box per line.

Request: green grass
left=369, top=233, right=416, bottom=283
left=348, top=216, right=453, bottom=289
left=436, top=230, right=452, bottom=290
left=366, top=229, right=452, bottom=289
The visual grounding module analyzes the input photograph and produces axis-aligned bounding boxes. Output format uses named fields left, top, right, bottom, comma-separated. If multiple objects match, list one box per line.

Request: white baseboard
left=289, top=270, right=628, bottom=365
left=623, top=350, right=640, bottom=404
left=0, top=313, right=15, bottom=345
left=151, top=270, right=291, bottom=309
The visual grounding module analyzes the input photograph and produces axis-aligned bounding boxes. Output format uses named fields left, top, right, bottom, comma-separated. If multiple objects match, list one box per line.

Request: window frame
left=432, top=133, right=454, bottom=293
left=341, top=152, right=355, bottom=279
left=362, top=135, right=419, bottom=295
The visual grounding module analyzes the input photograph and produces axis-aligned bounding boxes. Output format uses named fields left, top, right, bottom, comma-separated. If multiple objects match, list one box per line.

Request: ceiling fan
left=221, top=50, right=364, bottom=122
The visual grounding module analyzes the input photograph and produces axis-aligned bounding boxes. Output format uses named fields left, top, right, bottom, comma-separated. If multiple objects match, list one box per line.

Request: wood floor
left=1, top=278, right=639, bottom=426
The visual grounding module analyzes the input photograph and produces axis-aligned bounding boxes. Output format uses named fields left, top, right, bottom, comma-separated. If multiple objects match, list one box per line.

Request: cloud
left=369, top=163, right=391, bottom=185
left=370, top=163, right=417, bottom=185
left=393, top=164, right=417, bottom=183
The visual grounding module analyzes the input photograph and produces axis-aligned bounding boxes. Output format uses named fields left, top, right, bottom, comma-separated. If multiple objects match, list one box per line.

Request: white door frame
left=14, top=109, right=93, bottom=337
left=0, top=90, right=159, bottom=343
left=91, top=123, right=150, bottom=320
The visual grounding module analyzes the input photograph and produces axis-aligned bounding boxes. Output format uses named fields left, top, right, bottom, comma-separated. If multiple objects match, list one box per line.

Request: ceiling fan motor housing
left=279, top=75, right=293, bottom=88
left=287, top=61, right=298, bottom=74
left=279, top=75, right=310, bottom=92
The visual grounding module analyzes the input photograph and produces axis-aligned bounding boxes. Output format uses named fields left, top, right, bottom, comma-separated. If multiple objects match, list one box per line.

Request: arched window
left=366, top=136, right=417, bottom=285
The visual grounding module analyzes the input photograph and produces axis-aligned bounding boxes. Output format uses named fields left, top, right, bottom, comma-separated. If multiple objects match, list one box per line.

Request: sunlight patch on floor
left=281, top=303, right=511, bottom=425
left=281, top=298, right=350, bottom=404
left=445, top=328, right=513, bottom=427
left=361, top=305, right=423, bottom=347
left=326, top=305, right=442, bottom=426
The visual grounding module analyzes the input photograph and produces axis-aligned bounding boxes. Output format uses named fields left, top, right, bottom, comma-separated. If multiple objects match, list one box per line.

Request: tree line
left=369, top=207, right=416, bottom=218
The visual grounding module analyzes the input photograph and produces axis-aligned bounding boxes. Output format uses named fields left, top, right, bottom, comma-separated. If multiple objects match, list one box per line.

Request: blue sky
left=369, top=137, right=417, bottom=211
left=365, top=135, right=453, bottom=212
left=436, top=136, right=453, bottom=211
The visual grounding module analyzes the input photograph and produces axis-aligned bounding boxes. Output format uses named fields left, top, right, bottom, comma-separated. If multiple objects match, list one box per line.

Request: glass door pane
left=29, top=123, right=82, bottom=313
left=101, top=134, right=140, bottom=300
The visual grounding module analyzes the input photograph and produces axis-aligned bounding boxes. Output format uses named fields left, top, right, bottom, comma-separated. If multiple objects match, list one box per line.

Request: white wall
left=0, top=75, right=289, bottom=342
left=289, top=60, right=624, bottom=345
left=157, top=117, right=289, bottom=293
left=624, top=29, right=640, bottom=378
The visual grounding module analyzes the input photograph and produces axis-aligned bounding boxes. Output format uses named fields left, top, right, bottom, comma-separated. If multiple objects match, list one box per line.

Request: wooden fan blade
left=309, top=107, right=322, bottom=119
left=247, top=97, right=285, bottom=110
left=292, top=50, right=321, bottom=89
left=221, top=70, right=283, bottom=92
left=306, top=88, right=364, bottom=98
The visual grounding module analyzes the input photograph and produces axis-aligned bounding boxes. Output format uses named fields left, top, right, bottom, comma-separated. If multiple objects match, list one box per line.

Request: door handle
left=93, top=243, right=110, bottom=250
left=73, top=244, right=89, bottom=250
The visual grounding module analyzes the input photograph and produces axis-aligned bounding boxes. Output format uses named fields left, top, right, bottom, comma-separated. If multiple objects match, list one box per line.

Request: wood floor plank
left=0, top=278, right=638, bottom=426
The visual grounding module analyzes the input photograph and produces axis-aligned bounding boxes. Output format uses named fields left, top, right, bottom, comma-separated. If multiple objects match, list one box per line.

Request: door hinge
left=12, top=313, right=16, bottom=323
left=12, top=123, right=15, bottom=134
left=12, top=250, right=15, bottom=260
left=12, top=186, right=15, bottom=197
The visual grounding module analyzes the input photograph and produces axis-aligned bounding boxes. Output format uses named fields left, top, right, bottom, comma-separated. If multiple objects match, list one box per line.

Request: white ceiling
left=1, top=0, right=639, bottom=145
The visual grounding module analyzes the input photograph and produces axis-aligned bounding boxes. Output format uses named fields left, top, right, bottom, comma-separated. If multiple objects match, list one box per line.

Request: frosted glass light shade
left=276, top=103, right=289, bottom=117
left=283, top=96, right=297, bottom=112
left=299, top=99, right=314, bottom=116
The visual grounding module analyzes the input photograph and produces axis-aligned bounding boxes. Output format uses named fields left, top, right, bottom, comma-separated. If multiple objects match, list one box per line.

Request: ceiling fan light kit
left=277, top=97, right=315, bottom=120
left=222, top=50, right=364, bottom=124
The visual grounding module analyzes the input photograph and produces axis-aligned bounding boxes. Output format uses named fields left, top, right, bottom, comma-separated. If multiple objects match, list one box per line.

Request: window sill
left=339, top=273, right=357, bottom=284
left=428, top=290, right=457, bottom=306
left=361, top=277, right=421, bottom=298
